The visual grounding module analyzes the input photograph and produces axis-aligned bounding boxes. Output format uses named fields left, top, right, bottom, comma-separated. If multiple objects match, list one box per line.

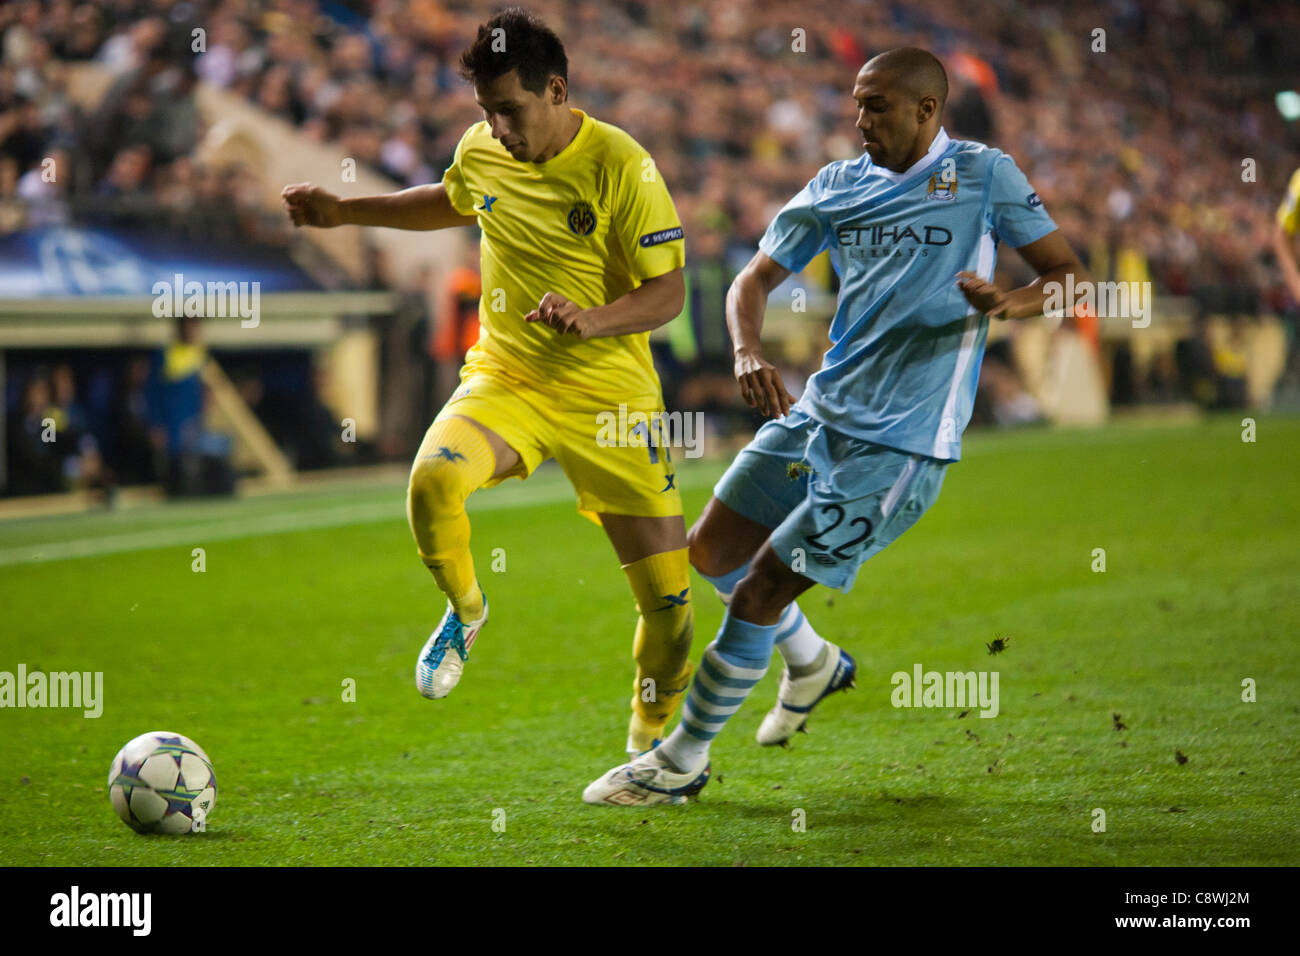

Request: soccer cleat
left=414, top=596, right=488, bottom=700
left=582, top=748, right=710, bottom=806
left=756, top=643, right=857, bottom=746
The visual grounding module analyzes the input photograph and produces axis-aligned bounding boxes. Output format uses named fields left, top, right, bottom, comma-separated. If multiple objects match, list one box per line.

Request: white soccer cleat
left=414, top=597, right=488, bottom=700
left=582, top=748, right=710, bottom=806
left=756, top=643, right=857, bottom=746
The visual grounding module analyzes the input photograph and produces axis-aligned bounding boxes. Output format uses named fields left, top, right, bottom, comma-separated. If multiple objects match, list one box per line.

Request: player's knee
left=407, top=457, right=469, bottom=519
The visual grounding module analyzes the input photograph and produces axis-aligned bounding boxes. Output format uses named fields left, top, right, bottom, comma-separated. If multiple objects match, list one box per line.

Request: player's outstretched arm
left=956, top=229, right=1086, bottom=320
left=280, top=182, right=478, bottom=231
left=728, top=251, right=796, bottom=418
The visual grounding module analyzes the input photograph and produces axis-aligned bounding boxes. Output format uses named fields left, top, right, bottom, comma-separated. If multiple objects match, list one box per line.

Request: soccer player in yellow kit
left=1272, top=167, right=1300, bottom=305
left=281, top=8, right=693, bottom=762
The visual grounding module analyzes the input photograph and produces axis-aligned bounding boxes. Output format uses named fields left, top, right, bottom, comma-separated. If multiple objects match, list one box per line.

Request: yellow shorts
left=432, top=368, right=683, bottom=524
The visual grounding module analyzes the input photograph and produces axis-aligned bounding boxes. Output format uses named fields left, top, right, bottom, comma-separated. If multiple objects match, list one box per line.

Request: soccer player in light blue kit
left=585, top=47, right=1086, bottom=806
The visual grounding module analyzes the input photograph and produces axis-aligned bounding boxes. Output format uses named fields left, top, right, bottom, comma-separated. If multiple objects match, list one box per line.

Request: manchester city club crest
left=926, top=171, right=957, bottom=201
left=567, top=201, right=597, bottom=235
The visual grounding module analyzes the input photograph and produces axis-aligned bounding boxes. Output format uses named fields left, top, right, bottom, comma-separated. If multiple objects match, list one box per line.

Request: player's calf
left=622, top=546, right=694, bottom=757
left=729, top=545, right=814, bottom=625
left=407, top=416, right=496, bottom=622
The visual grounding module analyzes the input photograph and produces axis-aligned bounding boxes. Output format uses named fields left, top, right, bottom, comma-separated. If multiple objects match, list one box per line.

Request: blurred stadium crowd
left=2, top=0, right=1298, bottom=497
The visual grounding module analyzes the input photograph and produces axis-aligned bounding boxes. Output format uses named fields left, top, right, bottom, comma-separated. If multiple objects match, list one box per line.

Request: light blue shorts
left=714, top=409, right=948, bottom=592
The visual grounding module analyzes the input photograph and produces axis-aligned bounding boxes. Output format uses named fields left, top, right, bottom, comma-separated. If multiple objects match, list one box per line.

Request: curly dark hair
left=458, top=7, right=568, bottom=96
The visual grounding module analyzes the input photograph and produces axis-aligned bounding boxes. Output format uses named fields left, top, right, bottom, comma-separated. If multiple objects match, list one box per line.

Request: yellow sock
left=623, top=547, right=695, bottom=745
left=406, top=416, right=495, bottom=620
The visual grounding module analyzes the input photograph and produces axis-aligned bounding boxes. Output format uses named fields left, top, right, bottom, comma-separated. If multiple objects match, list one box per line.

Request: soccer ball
left=107, top=731, right=217, bottom=835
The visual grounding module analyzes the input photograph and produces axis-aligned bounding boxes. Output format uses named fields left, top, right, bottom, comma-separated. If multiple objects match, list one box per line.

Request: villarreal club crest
left=568, top=200, right=597, bottom=235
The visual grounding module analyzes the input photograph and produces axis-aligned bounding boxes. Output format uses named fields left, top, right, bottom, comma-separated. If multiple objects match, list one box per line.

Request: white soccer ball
left=107, top=731, right=217, bottom=835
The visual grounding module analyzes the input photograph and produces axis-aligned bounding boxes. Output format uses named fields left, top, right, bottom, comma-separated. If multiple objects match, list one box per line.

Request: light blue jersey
left=759, top=128, right=1057, bottom=460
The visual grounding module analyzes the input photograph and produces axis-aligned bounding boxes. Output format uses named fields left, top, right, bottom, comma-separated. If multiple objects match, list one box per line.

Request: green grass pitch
left=2, top=414, right=1297, bottom=865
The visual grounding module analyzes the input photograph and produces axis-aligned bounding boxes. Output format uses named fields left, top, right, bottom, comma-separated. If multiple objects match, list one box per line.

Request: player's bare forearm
left=727, top=252, right=790, bottom=356
left=727, top=252, right=796, bottom=417
left=538, top=269, right=685, bottom=338
left=338, top=185, right=478, bottom=230
left=282, top=182, right=475, bottom=230
left=957, top=229, right=1087, bottom=320
left=1000, top=262, right=1088, bottom=320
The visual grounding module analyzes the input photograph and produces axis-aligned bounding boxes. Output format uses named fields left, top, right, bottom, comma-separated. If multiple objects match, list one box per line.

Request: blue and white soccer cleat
left=414, top=597, right=488, bottom=700
left=756, top=642, right=857, bottom=746
left=582, top=748, right=710, bottom=806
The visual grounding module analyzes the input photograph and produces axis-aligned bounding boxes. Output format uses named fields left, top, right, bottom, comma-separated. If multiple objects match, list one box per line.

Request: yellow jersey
left=442, top=108, right=685, bottom=403
left=1277, top=167, right=1300, bottom=236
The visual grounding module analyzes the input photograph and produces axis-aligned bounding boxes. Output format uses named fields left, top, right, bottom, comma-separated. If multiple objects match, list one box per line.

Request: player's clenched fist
left=955, top=271, right=1010, bottom=318
left=735, top=348, right=795, bottom=418
left=524, top=291, right=589, bottom=337
left=281, top=183, right=344, bottom=228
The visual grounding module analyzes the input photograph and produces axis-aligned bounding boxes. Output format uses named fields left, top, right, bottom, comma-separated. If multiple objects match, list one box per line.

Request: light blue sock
left=701, top=563, right=748, bottom=603
left=703, top=564, right=823, bottom=668
left=658, top=610, right=778, bottom=771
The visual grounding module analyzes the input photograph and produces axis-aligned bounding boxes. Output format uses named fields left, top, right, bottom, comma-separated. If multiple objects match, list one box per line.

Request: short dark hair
left=458, top=7, right=568, bottom=96
left=864, top=47, right=949, bottom=111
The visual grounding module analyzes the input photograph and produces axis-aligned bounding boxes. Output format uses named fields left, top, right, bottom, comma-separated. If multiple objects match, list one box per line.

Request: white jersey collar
left=870, top=127, right=951, bottom=184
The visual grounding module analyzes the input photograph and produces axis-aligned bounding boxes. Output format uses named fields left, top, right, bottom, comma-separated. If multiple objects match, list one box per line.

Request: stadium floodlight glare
left=1276, top=90, right=1300, bottom=121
